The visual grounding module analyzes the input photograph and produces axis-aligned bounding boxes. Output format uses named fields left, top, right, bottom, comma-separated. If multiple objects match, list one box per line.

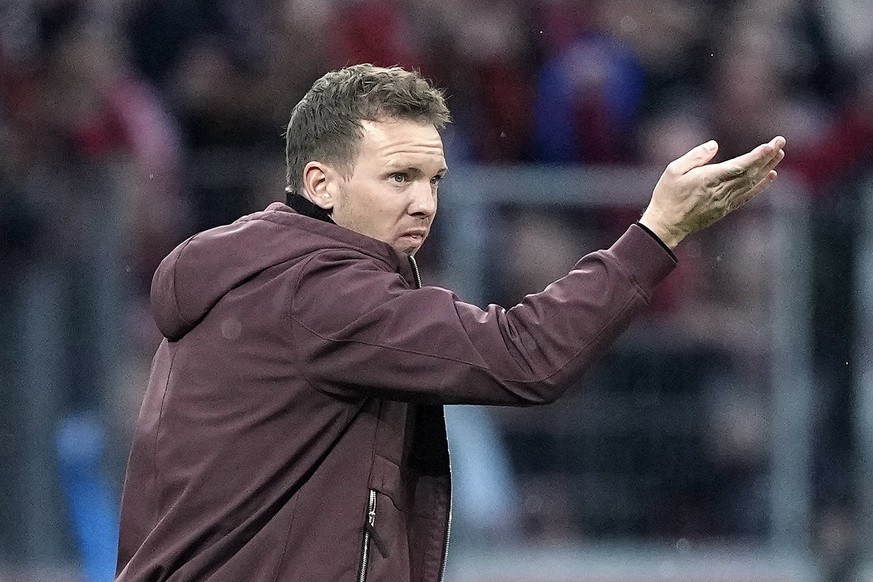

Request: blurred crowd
left=2, top=0, right=873, bottom=579
left=2, top=0, right=873, bottom=283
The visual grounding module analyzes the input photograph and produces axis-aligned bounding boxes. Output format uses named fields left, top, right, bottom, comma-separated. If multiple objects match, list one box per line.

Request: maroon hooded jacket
left=116, top=200, right=676, bottom=581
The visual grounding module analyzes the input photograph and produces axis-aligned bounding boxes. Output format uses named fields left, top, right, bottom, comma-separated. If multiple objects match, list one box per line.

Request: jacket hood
left=151, top=201, right=414, bottom=341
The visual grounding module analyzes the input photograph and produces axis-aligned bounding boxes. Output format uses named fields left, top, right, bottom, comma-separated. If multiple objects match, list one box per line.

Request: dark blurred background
left=2, top=0, right=872, bottom=580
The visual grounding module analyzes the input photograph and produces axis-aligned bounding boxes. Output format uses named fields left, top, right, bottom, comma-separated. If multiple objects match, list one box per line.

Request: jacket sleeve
left=288, top=224, right=676, bottom=406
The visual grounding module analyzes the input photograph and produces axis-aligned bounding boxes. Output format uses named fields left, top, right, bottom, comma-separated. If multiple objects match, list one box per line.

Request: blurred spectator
left=128, top=0, right=280, bottom=232
left=532, top=30, right=645, bottom=163
left=707, top=7, right=825, bottom=157
left=784, top=52, right=873, bottom=197
left=596, top=0, right=714, bottom=117
left=326, top=0, right=421, bottom=69
left=422, top=0, right=538, bottom=162
left=35, top=9, right=190, bottom=294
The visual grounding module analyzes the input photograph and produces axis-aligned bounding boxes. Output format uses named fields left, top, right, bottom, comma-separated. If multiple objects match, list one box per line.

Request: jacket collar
left=272, top=199, right=421, bottom=287
left=287, top=194, right=335, bottom=224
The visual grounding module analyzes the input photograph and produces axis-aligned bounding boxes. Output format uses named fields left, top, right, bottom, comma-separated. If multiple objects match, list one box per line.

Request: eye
left=390, top=173, right=407, bottom=183
left=431, top=173, right=446, bottom=186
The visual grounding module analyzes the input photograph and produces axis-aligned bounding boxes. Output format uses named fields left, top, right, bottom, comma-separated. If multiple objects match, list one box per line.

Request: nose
left=409, top=180, right=437, bottom=218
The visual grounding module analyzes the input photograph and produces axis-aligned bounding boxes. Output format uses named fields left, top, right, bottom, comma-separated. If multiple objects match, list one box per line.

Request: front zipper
left=358, top=489, right=378, bottom=582
left=438, top=429, right=452, bottom=582
left=408, top=256, right=422, bottom=289
left=438, top=500, right=451, bottom=582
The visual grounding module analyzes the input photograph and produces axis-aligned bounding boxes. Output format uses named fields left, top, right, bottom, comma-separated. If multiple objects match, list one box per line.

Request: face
left=315, top=119, right=447, bottom=255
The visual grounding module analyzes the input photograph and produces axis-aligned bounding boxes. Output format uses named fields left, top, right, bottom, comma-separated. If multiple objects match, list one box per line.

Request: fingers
left=668, top=140, right=719, bottom=175
left=756, top=136, right=787, bottom=175
left=760, top=145, right=786, bottom=177
left=718, top=136, right=786, bottom=183
left=694, top=136, right=785, bottom=223
left=720, top=138, right=784, bottom=212
left=727, top=169, right=778, bottom=213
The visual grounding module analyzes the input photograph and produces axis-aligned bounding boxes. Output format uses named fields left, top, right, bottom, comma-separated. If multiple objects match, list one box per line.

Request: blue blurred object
left=533, top=31, right=646, bottom=164
left=56, top=414, right=119, bottom=582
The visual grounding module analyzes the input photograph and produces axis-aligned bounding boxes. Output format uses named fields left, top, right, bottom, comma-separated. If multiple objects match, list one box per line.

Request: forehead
left=356, top=119, right=445, bottom=167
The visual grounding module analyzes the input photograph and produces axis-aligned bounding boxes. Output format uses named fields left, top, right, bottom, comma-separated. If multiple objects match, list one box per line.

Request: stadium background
left=1, top=0, right=872, bottom=580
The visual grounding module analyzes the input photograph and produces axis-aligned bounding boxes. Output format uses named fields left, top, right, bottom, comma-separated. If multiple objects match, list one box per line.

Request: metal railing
left=854, top=175, right=873, bottom=579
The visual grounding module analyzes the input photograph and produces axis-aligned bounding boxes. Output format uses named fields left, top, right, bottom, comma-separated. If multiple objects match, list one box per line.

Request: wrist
left=637, top=214, right=684, bottom=250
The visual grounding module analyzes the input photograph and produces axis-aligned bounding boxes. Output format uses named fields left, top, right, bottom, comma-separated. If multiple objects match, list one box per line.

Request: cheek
left=339, top=188, right=386, bottom=231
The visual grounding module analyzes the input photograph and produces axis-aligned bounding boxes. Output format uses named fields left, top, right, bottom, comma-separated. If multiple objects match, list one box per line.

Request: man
left=116, top=64, right=785, bottom=581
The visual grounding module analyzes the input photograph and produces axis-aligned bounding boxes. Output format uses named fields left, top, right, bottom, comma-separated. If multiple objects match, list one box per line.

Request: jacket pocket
left=358, top=489, right=389, bottom=582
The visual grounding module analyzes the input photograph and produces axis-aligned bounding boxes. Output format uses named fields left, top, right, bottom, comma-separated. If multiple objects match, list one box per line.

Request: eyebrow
left=385, top=165, right=448, bottom=176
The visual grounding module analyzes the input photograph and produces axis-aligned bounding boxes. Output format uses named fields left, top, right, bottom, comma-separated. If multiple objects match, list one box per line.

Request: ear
left=302, top=161, right=337, bottom=211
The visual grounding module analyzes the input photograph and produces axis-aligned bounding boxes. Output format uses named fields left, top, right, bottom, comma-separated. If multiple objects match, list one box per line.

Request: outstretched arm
left=639, top=136, right=787, bottom=249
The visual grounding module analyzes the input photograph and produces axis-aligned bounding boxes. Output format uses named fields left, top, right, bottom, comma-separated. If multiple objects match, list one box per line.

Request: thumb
left=669, top=140, right=719, bottom=175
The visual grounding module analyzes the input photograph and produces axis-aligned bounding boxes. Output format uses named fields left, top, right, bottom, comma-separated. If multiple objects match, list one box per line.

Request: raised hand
left=639, top=136, right=786, bottom=249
